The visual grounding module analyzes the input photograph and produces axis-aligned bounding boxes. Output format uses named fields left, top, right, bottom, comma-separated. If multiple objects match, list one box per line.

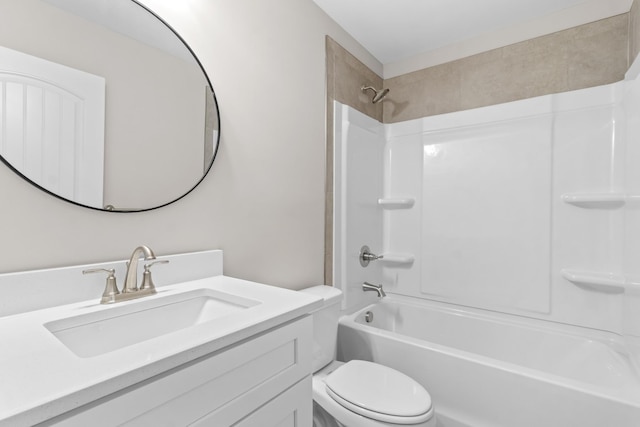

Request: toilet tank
left=300, top=285, right=343, bottom=372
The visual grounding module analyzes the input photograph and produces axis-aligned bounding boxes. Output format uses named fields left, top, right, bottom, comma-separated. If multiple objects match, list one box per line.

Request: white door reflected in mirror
left=0, top=45, right=105, bottom=208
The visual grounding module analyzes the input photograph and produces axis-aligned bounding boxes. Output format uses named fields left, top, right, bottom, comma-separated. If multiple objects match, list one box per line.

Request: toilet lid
left=325, top=360, right=432, bottom=422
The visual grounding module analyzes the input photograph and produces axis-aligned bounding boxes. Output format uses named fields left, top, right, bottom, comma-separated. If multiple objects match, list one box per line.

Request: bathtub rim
left=343, top=293, right=627, bottom=346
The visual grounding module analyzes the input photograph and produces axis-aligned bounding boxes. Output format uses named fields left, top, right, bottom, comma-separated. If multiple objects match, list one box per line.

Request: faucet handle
left=359, top=245, right=384, bottom=267
left=83, top=268, right=120, bottom=304
left=83, top=268, right=115, bottom=275
left=140, top=260, right=169, bottom=293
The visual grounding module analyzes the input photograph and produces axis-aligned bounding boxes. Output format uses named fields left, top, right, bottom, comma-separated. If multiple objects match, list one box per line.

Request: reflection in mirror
left=0, top=0, right=219, bottom=211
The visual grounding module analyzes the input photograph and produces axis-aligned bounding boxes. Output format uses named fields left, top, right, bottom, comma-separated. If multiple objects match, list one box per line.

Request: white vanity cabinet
left=41, top=317, right=312, bottom=427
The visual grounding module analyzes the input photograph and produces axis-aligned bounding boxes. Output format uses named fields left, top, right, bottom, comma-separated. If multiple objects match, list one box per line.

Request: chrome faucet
left=363, top=282, right=386, bottom=298
left=83, top=245, right=168, bottom=304
left=123, top=245, right=156, bottom=293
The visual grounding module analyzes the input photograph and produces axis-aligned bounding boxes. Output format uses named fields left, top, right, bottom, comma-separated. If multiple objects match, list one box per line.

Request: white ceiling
left=313, top=0, right=625, bottom=66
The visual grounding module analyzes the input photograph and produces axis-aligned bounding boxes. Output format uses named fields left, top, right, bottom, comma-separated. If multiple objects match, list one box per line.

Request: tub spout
left=363, top=282, right=386, bottom=298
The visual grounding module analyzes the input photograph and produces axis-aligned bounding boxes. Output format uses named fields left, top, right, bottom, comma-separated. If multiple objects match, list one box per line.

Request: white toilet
left=301, top=286, right=436, bottom=427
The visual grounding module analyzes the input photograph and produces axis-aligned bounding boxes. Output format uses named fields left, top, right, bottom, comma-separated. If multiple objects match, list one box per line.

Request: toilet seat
left=324, top=360, right=433, bottom=425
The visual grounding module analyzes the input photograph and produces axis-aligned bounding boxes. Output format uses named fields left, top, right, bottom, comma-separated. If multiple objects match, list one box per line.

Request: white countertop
left=0, top=275, right=322, bottom=426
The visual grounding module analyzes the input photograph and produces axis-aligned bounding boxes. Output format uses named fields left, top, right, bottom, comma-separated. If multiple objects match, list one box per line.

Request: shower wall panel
left=420, top=117, right=552, bottom=313
left=380, top=83, right=627, bottom=332
left=333, top=102, right=385, bottom=312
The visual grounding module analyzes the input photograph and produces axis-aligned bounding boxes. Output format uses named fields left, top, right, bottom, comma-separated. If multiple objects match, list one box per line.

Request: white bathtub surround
left=338, top=297, right=640, bottom=427
left=334, top=79, right=640, bottom=330
left=333, top=105, right=386, bottom=311
left=0, top=250, right=322, bottom=426
left=334, top=59, right=640, bottom=426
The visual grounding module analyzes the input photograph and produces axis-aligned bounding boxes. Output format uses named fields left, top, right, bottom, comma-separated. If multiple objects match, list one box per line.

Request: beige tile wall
left=384, top=14, right=629, bottom=123
left=326, top=36, right=384, bottom=123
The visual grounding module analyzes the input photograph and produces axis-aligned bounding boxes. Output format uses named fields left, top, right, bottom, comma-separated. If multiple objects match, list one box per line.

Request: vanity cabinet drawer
left=44, top=316, right=312, bottom=427
left=218, top=376, right=311, bottom=427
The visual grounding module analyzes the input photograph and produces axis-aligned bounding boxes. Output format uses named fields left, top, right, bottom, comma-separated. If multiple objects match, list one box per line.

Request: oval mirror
left=0, top=0, right=219, bottom=212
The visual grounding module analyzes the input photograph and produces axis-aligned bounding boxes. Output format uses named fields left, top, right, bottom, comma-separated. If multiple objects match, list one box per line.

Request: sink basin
left=44, top=289, right=260, bottom=358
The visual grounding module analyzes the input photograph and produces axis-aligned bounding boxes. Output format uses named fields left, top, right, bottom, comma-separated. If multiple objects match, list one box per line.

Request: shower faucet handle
left=359, top=245, right=384, bottom=267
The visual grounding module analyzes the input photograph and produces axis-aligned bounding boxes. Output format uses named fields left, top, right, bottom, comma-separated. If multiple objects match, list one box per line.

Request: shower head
left=361, top=85, right=390, bottom=104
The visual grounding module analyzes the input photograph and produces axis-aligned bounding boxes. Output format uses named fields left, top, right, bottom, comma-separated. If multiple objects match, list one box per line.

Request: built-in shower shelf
left=561, top=193, right=640, bottom=209
left=381, top=253, right=415, bottom=265
left=378, top=198, right=415, bottom=209
left=560, top=269, right=640, bottom=294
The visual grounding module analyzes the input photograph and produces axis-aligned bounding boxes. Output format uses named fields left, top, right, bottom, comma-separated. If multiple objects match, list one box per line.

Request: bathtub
left=337, top=296, right=640, bottom=427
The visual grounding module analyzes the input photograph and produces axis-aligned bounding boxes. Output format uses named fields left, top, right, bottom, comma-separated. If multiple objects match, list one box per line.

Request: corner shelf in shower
left=381, top=253, right=415, bottom=265
left=560, top=269, right=640, bottom=294
left=560, top=193, right=640, bottom=209
left=378, top=198, right=415, bottom=209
